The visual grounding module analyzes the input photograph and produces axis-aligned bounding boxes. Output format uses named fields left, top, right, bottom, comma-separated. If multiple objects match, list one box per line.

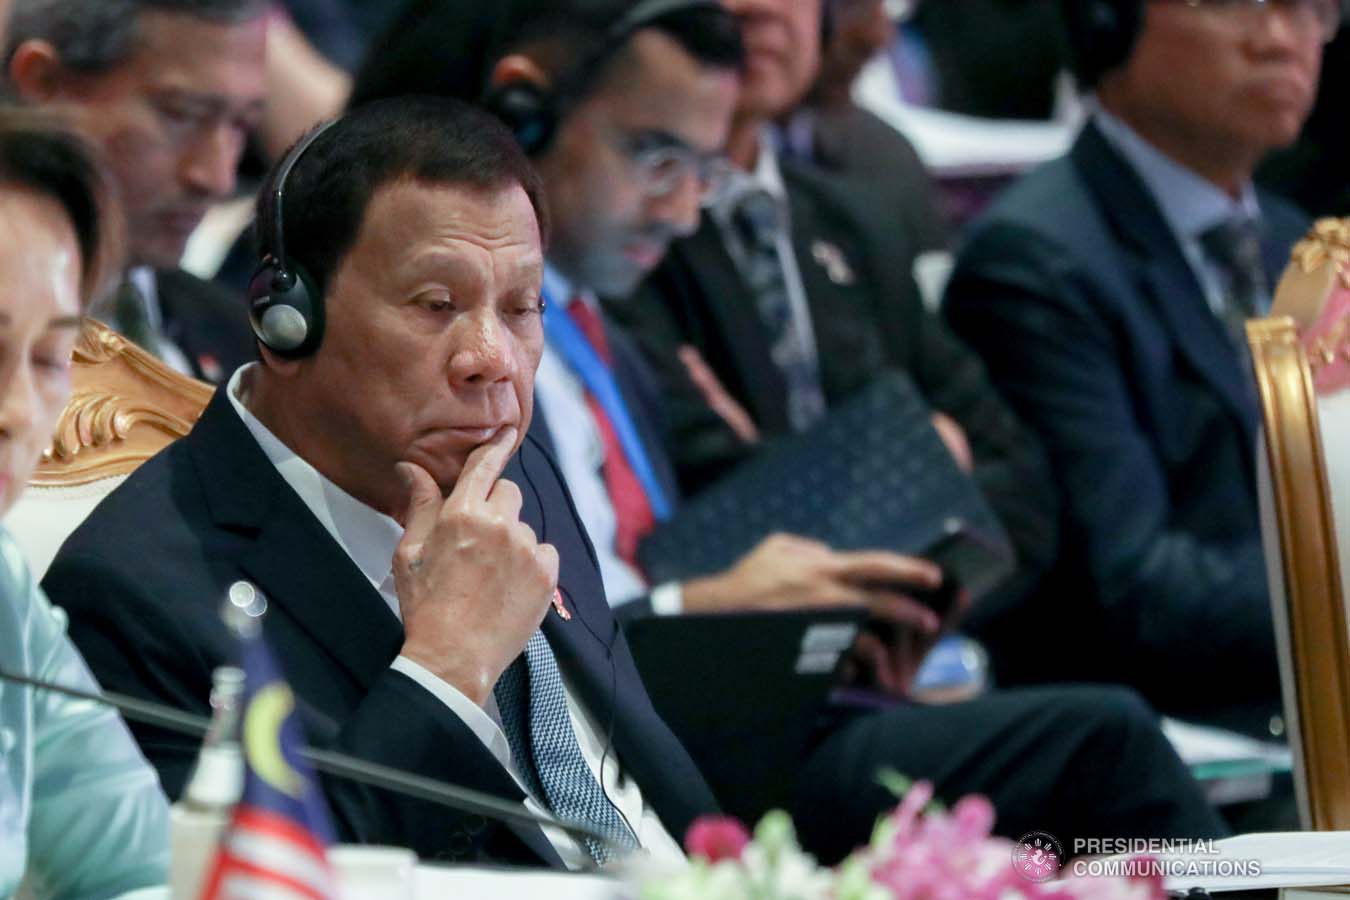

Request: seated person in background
left=4, top=0, right=267, bottom=383
left=355, top=0, right=1228, bottom=864
left=611, top=0, right=1054, bottom=657
left=42, top=95, right=715, bottom=870
left=942, top=0, right=1329, bottom=736
left=0, top=106, right=169, bottom=898
left=779, top=0, right=949, bottom=253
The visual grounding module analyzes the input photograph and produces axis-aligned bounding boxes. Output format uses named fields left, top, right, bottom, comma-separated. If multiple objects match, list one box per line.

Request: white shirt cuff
left=391, top=656, right=512, bottom=769
left=649, top=581, right=685, bottom=616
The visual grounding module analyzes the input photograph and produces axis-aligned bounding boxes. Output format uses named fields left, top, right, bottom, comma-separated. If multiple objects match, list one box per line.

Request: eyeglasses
left=600, top=126, right=737, bottom=205
left=1154, top=0, right=1342, bottom=44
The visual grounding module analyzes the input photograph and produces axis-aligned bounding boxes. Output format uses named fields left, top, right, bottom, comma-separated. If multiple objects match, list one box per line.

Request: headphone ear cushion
left=247, top=259, right=324, bottom=358
left=1066, top=0, right=1142, bottom=88
left=485, top=81, right=558, bottom=155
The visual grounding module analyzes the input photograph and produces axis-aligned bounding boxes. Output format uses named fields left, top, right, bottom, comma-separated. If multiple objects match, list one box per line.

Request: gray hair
left=4, top=0, right=268, bottom=73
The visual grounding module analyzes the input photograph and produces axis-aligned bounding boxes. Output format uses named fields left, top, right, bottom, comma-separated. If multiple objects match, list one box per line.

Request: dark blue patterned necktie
left=729, top=187, right=827, bottom=432
left=493, top=630, right=639, bottom=864
left=1200, top=217, right=1269, bottom=350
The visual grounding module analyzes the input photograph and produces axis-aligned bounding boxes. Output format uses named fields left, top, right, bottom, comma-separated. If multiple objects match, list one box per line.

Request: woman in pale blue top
left=0, top=107, right=169, bottom=899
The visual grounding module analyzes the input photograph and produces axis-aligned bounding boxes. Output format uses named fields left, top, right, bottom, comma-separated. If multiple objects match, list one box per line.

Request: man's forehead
left=124, top=9, right=267, bottom=96
left=589, top=30, right=738, bottom=146
left=355, top=180, right=543, bottom=265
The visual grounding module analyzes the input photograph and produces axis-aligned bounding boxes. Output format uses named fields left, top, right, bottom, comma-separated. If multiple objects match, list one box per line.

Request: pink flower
left=685, top=816, right=752, bottom=863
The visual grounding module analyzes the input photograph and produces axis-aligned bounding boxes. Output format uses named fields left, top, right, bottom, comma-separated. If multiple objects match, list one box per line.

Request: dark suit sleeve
left=44, top=553, right=539, bottom=864
left=943, top=223, right=1276, bottom=688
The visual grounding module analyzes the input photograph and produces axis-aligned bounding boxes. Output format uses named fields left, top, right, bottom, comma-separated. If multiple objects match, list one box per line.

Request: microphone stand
left=0, top=667, right=615, bottom=849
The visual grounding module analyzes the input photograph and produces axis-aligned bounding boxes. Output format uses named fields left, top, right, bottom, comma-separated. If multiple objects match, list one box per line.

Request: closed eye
left=411, top=290, right=455, bottom=314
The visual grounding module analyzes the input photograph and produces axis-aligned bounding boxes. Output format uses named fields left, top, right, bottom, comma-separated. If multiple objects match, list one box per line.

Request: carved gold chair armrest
left=32, top=318, right=213, bottom=487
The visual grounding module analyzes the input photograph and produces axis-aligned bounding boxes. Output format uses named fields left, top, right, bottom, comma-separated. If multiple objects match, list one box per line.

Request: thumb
left=395, top=461, right=441, bottom=544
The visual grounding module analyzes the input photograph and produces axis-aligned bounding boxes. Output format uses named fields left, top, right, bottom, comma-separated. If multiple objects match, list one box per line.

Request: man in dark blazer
left=5, top=0, right=265, bottom=383
left=43, top=96, right=715, bottom=868
left=943, top=0, right=1329, bottom=735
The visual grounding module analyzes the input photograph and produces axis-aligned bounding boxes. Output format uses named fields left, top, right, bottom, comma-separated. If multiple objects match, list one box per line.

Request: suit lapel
left=187, top=390, right=404, bottom=688
left=781, top=164, right=891, bottom=398
left=1072, top=124, right=1257, bottom=435
left=673, top=222, right=793, bottom=431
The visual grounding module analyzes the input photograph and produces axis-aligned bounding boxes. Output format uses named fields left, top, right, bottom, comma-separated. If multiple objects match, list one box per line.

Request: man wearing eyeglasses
left=4, top=0, right=266, bottom=383
left=944, top=0, right=1332, bottom=735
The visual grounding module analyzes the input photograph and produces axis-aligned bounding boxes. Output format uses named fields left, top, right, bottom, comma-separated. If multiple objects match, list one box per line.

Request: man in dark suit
left=43, top=96, right=714, bottom=868
left=943, top=0, right=1330, bottom=734
left=5, top=0, right=264, bottom=382
left=595, top=0, right=1226, bottom=862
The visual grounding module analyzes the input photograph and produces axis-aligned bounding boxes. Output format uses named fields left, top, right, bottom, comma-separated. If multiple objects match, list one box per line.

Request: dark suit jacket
left=156, top=268, right=256, bottom=384
left=942, top=123, right=1306, bottom=724
left=800, top=105, right=949, bottom=253
left=606, top=158, right=1059, bottom=624
left=42, top=390, right=716, bottom=867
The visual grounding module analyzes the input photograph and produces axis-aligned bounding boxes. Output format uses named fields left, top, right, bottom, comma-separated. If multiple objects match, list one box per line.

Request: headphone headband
left=266, top=117, right=339, bottom=273
left=485, top=0, right=723, bottom=155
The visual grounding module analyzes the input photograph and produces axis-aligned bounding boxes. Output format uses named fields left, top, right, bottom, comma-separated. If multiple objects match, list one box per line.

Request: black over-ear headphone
left=246, top=117, right=338, bottom=359
left=1063, top=0, right=1143, bottom=89
left=482, top=0, right=721, bottom=156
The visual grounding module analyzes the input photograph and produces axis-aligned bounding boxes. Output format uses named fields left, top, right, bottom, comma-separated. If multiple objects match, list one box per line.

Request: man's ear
left=487, top=53, right=553, bottom=95
left=8, top=41, right=72, bottom=102
left=256, top=343, right=304, bottom=378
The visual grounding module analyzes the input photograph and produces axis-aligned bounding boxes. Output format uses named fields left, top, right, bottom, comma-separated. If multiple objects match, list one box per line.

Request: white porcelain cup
left=328, top=845, right=418, bottom=900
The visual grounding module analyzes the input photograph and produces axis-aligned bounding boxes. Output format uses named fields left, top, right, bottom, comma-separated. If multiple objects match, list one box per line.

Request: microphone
left=0, top=666, right=617, bottom=851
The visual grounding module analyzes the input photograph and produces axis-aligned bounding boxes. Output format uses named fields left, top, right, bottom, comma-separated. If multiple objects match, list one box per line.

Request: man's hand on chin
left=392, top=425, right=560, bottom=706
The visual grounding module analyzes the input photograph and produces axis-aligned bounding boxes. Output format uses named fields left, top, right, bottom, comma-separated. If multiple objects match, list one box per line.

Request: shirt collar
left=225, top=363, right=404, bottom=591
left=709, top=126, right=789, bottom=226
left=1089, top=100, right=1261, bottom=242
left=542, top=262, right=602, bottom=315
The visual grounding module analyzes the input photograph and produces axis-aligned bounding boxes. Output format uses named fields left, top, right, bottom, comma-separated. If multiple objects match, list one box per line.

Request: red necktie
left=566, top=299, right=655, bottom=569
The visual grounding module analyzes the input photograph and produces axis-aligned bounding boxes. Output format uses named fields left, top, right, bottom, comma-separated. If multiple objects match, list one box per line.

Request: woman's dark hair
left=0, top=104, right=121, bottom=305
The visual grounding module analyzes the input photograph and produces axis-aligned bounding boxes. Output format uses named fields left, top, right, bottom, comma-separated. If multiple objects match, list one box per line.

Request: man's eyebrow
left=628, top=128, right=692, bottom=150
left=150, top=87, right=266, bottom=119
left=47, top=315, right=83, bottom=331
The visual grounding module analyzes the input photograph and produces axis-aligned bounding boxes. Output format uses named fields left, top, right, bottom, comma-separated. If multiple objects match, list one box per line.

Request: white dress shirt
left=533, top=267, right=685, bottom=616
left=224, top=364, right=684, bottom=869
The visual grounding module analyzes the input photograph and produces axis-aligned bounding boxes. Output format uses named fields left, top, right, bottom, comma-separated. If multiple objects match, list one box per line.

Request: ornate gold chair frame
left=1249, top=315, right=1350, bottom=830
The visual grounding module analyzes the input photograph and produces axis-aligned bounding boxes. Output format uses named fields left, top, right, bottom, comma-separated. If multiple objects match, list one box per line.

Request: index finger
left=830, top=551, right=943, bottom=591
left=449, top=426, right=519, bottom=505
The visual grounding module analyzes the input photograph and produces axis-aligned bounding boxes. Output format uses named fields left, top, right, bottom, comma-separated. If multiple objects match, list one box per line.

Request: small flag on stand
left=199, top=622, right=337, bottom=900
